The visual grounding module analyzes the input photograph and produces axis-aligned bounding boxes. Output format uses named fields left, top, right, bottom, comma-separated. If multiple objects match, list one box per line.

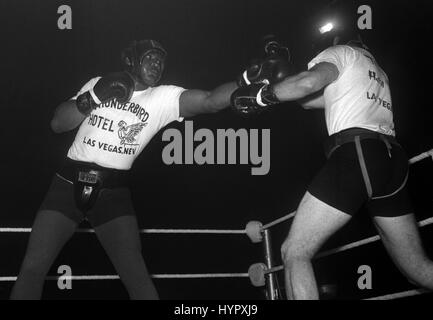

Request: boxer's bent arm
left=273, top=62, right=338, bottom=102
left=50, top=100, right=87, bottom=133
left=179, top=81, right=238, bottom=118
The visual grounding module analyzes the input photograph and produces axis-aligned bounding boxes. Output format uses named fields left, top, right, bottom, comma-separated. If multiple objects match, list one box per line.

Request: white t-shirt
left=67, top=77, right=186, bottom=170
left=307, top=45, right=395, bottom=136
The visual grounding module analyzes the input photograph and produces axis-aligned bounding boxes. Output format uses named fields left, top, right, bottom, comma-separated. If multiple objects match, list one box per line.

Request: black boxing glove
left=237, top=56, right=294, bottom=88
left=231, top=83, right=280, bottom=115
left=76, top=71, right=135, bottom=116
left=237, top=58, right=262, bottom=87
left=237, top=43, right=295, bottom=87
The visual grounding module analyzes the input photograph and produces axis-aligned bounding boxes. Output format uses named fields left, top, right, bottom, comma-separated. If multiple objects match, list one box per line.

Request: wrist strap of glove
left=76, top=91, right=99, bottom=116
left=237, top=69, right=271, bottom=88
left=257, top=84, right=279, bottom=107
left=240, top=70, right=251, bottom=86
left=89, top=88, right=101, bottom=104
left=236, top=70, right=250, bottom=87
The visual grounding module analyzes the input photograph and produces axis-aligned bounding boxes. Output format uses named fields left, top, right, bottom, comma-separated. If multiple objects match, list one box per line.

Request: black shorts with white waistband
left=308, top=134, right=413, bottom=217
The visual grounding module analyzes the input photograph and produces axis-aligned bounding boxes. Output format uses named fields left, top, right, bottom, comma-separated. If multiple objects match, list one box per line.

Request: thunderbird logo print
left=117, top=120, right=146, bottom=146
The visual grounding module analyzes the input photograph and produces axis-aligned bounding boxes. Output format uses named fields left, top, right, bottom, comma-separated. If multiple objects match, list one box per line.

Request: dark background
left=0, top=0, right=432, bottom=300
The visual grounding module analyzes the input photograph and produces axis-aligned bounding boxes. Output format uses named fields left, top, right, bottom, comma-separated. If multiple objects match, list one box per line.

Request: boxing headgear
left=312, top=22, right=368, bottom=54
left=311, top=1, right=368, bottom=56
left=121, top=40, right=167, bottom=86
left=262, top=34, right=290, bottom=62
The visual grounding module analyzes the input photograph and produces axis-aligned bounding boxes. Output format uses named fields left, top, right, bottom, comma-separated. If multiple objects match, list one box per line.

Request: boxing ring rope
left=262, top=212, right=296, bottom=230
left=0, top=273, right=250, bottom=282
left=408, top=149, right=433, bottom=164
left=0, top=228, right=246, bottom=234
left=0, top=149, right=432, bottom=299
left=365, top=288, right=429, bottom=300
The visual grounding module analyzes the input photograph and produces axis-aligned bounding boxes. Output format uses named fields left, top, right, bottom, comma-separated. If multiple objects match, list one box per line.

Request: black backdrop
left=0, top=0, right=432, bottom=300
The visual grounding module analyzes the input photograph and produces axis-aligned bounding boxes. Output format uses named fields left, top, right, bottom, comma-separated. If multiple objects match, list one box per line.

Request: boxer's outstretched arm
left=50, top=100, right=87, bottom=133
left=179, top=81, right=238, bottom=118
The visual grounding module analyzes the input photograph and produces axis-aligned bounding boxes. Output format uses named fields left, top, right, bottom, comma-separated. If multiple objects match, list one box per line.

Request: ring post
left=262, top=228, right=279, bottom=300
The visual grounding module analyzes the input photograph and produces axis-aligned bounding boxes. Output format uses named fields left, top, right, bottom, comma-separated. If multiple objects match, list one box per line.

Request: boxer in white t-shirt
left=231, top=32, right=433, bottom=298
left=11, top=40, right=238, bottom=300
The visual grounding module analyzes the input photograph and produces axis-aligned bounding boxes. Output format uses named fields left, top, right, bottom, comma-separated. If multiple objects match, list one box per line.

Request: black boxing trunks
left=39, top=159, right=135, bottom=227
left=308, top=128, right=413, bottom=217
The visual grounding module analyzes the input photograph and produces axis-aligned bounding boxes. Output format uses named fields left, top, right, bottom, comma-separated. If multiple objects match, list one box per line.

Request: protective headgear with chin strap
left=121, top=39, right=167, bottom=85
